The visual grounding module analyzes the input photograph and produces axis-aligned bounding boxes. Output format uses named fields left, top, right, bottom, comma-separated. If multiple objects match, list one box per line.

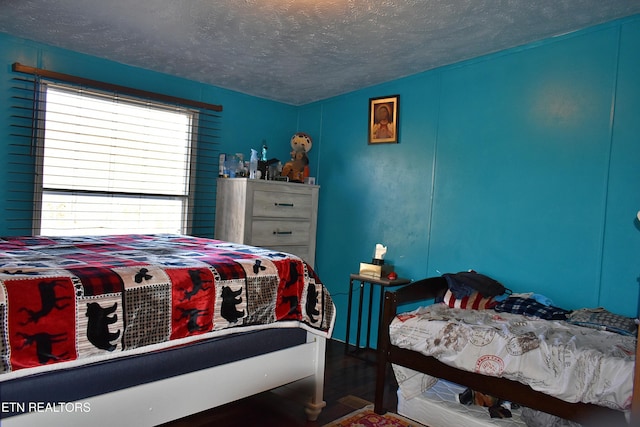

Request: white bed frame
left=3, top=332, right=327, bottom=427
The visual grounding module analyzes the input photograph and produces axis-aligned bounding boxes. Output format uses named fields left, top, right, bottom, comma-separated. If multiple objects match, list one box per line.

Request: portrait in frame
left=368, top=95, right=399, bottom=144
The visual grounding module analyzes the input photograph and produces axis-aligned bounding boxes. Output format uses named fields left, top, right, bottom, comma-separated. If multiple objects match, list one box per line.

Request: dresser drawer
left=250, top=220, right=311, bottom=246
left=252, top=190, right=312, bottom=219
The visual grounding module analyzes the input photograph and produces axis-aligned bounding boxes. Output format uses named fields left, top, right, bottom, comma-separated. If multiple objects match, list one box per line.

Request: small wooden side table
left=345, top=273, right=411, bottom=357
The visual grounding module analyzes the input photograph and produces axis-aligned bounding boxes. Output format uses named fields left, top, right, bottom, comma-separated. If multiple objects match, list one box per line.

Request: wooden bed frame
left=374, top=276, right=638, bottom=426
left=2, top=331, right=327, bottom=427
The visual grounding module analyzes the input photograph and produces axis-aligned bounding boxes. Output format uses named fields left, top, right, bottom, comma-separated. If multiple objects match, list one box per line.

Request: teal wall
left=308, top=16, right=640, bottom=344
left=1, top=16, right=639, bottom=347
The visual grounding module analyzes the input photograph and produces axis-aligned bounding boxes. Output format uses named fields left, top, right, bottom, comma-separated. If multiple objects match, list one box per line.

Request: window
left=34, top=84, right=196, bottom=235
left=7, top=63, right=221, bottom=237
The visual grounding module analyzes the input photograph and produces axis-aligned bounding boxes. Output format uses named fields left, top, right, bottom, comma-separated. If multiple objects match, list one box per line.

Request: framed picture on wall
left=368, top=95, right=399, bottom=144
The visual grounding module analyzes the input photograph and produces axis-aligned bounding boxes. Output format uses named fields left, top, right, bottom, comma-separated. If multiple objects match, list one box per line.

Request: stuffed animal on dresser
left=281, top=132, right=312, bottom=183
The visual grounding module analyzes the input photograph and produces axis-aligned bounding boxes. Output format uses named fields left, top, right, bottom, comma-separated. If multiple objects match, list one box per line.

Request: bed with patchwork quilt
left=374, top=275, right=638, bottom=427
left=0, top=234, right=335, bottom=426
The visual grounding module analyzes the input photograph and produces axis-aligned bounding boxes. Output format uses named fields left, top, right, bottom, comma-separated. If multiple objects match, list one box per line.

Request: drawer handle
left=273, top=230, right=293, bottom=235
left=274, top=202, right=294, bottom=207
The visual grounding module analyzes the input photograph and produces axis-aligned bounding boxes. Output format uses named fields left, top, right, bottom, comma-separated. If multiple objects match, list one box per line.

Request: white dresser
left=214, top=178, right=319, bottom=268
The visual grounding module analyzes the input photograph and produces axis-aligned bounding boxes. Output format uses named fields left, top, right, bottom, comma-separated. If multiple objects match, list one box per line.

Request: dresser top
left=218, top=177, right=319, bottom=189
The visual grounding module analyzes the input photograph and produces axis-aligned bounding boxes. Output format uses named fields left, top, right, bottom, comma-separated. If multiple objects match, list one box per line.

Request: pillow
left=567, top=308, right=637, bottom=336
left=442, top=289, right=498, bottom=310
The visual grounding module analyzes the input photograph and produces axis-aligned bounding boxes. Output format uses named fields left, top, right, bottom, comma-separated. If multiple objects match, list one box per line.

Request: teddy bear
left=281, top=132, right=312, bottom=183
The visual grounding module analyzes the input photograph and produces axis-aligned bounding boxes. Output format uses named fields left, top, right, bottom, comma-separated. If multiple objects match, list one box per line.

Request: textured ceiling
left=1, top=1, right=639, bottom=105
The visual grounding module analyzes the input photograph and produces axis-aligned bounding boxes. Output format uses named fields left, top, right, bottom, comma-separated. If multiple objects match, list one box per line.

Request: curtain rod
left=12, top=62, right=223, bottom=112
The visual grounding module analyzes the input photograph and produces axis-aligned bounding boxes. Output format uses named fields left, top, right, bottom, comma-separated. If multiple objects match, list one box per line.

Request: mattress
left=0, top=327, right=306, bottom=419
left=397, top=379, right=528, bottom=427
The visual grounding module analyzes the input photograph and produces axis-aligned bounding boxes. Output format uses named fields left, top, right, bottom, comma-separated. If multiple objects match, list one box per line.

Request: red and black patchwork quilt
left=0, top=234, right=335, bottom=377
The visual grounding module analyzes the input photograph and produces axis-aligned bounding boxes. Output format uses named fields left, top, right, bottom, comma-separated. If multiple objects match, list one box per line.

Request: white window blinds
left=37, top=84, right=194, bottom=235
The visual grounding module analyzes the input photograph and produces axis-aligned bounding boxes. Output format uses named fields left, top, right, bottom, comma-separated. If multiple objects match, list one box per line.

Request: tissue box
left=359, top=262, right=394, bottom=278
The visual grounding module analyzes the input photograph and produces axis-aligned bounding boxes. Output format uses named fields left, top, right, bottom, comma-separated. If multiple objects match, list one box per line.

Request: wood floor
left=160, top=339, right=399, bottom=427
